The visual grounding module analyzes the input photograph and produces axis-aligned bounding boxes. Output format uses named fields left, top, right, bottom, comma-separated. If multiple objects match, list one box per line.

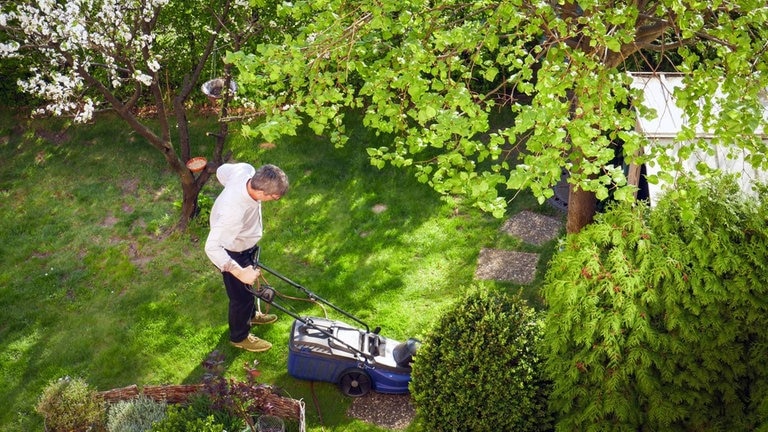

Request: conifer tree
left=542, top=176, right=768, bottom=430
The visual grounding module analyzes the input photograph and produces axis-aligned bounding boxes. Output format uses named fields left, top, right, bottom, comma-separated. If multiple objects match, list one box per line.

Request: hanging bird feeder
left=201, top=78, right=237, bottom=103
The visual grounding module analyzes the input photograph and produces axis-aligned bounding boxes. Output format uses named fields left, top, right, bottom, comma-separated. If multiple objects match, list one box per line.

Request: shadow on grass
left=181, top=330, right=238, bottom=385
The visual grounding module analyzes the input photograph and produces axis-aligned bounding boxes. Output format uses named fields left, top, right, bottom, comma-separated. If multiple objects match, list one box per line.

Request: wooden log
left=98, top=384, right=139, bottom=403
left=245, top=385, right=302, bottom=420
left=98, top=384, right=204, bottom=404
left=141, top=384, right=205, bottom=404
left=97, top=383, right=302, bottom=420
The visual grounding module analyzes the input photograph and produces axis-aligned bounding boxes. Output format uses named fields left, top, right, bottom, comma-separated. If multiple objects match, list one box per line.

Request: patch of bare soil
left=35, top=128, right=69, bottom=145
left=128, top=241, right=152, bottom=267
left=121, top=178, right=140, bottom=195
left=101, top=214, right=119, bottom=227
left=347, top=392, right=415, bottom=430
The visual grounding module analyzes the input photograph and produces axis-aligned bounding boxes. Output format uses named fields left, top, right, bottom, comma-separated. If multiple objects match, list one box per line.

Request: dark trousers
left=223, top=247, right=258, bottom=342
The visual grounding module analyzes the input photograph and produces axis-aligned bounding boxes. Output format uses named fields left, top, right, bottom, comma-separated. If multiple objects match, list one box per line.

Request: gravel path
left=347, top=392, right=415, bottom=430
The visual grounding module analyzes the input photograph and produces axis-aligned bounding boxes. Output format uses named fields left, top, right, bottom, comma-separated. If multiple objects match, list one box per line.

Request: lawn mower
left=246, top=249, right=419, bottom=397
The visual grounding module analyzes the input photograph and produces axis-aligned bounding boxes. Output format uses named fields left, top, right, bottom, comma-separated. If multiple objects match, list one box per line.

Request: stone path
left=501, top=210, right=565, bottom=246
left=475, top=210, right=564, bottom=284
left=474, top=249, right=540, bottom=285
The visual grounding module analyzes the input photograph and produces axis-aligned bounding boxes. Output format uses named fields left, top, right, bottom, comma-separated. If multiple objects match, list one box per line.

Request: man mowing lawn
left=205, top=163, right=289, bottom=352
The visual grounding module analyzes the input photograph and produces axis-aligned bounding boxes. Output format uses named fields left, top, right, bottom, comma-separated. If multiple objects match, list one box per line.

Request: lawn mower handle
left=249, top=246, right=374, bottom=334
left=245, top=288, right=375, bottom=363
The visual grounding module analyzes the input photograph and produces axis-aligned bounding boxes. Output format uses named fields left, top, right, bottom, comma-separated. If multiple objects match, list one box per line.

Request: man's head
left=249, top=164, right=289, bottom=200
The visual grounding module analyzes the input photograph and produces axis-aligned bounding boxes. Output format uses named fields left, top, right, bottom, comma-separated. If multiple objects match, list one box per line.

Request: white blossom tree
left=0, top=0, right=276, bottom=230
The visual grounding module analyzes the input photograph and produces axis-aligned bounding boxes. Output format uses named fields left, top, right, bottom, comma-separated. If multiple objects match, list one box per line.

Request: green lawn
left=0, top=107, right=560, bottom=431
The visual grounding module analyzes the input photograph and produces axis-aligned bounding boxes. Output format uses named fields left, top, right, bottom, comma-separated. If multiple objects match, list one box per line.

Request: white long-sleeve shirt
left=205, top=163, right=263, bottom=272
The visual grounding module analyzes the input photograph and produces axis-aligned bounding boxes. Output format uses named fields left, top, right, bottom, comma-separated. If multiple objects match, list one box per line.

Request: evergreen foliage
left=542, top=176, right=768, bottom=431
left=410, top=287, right=552, bottom=431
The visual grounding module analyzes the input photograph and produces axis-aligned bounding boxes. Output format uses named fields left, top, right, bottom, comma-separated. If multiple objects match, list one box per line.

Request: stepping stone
left=474, top=248, right=539, bottom=285
left=500, top=210, right=564, bottom=246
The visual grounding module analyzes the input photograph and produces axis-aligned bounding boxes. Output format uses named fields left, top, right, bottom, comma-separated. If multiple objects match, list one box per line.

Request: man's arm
left=204, top=228, right=260, bottom=284
left=205, top=210, right=262, bottom=285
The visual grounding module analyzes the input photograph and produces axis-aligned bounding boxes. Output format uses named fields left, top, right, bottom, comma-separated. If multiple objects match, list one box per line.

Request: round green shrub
left=107, top=395, right=167, bottom=432
left=35, top=376, right=106, bottom=432
left=410, top=287, right=552, bottom=431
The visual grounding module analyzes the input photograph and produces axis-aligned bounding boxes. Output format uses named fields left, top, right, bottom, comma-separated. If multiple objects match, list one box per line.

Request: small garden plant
left=150, top=405, right=224, bottom=432
left=107, top=395, right=166, bottom=432
left=36, top=377, right=106, bottom=432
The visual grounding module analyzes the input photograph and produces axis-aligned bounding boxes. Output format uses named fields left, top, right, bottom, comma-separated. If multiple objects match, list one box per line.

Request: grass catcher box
left=287, top=316, right=418, bottom=397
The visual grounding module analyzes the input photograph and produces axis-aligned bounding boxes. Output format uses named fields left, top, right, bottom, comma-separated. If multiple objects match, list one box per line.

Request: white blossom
left=147, top=58, right=161, bottom=72
left=74, top=98, right=94, bottom=123
left=133, top=70, right=153, bottom=86
left=0, top=10, right=15, bottom=27
left=0, top=41, right=20, bottom=57
left=4, top=0, right=169, bottom=119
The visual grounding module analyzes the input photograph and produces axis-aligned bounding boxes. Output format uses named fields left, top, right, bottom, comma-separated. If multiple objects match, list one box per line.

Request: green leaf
left=418, top=105, right=438, bottom=123
left=483, top=66, right=499, bottom=82
left=605, top=38, right=621, bottom=53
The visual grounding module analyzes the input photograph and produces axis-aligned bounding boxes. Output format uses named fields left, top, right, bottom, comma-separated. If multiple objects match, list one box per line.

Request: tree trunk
left=177, top=178, right=202, bottom=231
left=566, top=184, right=597, bottom=234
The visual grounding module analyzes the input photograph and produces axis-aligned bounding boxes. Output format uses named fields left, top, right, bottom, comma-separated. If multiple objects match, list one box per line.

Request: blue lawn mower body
left=251, top=248, right=419, bottom=397
left=287, top=315, right=418, bottom=396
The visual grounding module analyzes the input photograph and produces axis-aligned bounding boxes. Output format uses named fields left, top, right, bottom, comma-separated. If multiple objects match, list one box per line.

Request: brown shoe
left=249, top=312, right=278, bottom=326
left=231, top=334, right=272, bottom=352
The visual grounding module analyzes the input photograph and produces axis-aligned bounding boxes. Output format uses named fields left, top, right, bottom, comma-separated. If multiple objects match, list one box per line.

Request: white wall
left=629, top=72, right=768, bottom=204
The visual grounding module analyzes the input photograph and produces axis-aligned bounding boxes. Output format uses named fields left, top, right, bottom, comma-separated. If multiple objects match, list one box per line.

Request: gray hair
left=249, top=164, right=289, bottom=197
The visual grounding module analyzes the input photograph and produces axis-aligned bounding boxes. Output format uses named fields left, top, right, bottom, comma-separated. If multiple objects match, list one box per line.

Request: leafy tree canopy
left=228, top=0, right=768, bottom=227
